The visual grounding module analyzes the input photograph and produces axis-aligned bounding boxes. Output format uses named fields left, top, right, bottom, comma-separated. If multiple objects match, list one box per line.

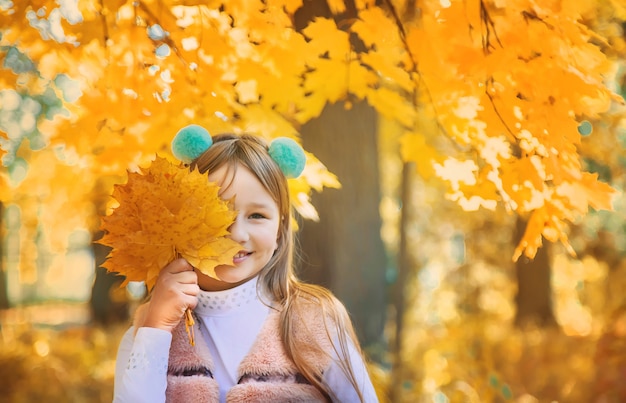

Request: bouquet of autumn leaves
left=98, top=156, right=241, bottom=344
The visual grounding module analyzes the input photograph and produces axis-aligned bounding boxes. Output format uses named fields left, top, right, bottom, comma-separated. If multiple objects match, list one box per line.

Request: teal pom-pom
left=171, top=124, right=213, bottom=164
left=268, top=137, right=306, bottom=178
left=577, top=120, right=593, bottom=136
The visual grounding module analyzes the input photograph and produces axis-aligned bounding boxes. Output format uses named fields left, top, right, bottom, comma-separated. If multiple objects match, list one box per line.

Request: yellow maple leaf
left=326, top=0, right=346, bottom=14
left=399, top=131, right=442, bottom=179
left=351, top=6, right=399, bottom=51
left=367, top=87, right=416, bottom=128
left=304, top=58, right=349, bottom=104
left=513, top=207, right=549, bottom=262
left=98, top=155, right=240, bottom=291
left=302, top=17, right=350, bottom=60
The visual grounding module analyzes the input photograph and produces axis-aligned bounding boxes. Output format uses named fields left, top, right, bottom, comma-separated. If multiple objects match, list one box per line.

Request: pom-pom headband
left=171, top=124, right=306, bottom=178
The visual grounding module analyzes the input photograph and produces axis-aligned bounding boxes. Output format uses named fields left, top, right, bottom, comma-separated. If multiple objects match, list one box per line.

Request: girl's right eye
left=249, top=213, right=266, bottom=219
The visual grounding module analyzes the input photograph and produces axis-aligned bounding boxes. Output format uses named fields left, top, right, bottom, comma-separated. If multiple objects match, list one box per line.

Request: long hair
left=190, top=134, right=366, bottom=401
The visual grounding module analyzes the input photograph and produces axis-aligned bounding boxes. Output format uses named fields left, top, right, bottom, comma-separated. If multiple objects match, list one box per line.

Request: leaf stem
left=184, top=308, right=195, bottom=346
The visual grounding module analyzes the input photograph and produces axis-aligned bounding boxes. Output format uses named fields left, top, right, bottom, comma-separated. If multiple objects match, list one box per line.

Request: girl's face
left=196, top=164, right=280, bottom=291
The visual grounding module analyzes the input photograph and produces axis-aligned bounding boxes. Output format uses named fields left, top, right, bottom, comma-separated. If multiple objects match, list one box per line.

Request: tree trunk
left=514, top=216, right=556, bottom=327
left=89, top=230, right=129, bottom=326
left=298, top=101, right=387, bottom=351
left=389, top=162, right=419, bottom=402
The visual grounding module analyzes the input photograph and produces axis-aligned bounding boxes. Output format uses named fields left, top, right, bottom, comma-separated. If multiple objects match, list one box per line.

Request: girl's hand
left=142, top=258, right=200, bottom=333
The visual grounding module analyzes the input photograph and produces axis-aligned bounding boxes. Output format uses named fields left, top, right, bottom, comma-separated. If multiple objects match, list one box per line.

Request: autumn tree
left=1, top=0, right=623, bottom=357
left=290, top=0, right=388, bottom=349
left=297, top=100, right=388, bottom=350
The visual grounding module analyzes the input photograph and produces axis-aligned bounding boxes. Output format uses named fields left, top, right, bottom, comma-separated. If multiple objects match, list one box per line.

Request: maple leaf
left=98, top=155, right=240, bottom=291
left=302, top=17, right=349, bottom=60
left=556, top=172, right=617, bottom=213
left=399, top=131, right=443, bottom=179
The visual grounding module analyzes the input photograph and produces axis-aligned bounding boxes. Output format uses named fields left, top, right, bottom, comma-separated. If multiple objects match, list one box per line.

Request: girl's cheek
left=260, top=227, right=280, bottom=243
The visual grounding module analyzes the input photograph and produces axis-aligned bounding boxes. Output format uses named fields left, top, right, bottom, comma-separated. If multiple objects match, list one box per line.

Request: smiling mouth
left=233, top=251, right=251, bottom=262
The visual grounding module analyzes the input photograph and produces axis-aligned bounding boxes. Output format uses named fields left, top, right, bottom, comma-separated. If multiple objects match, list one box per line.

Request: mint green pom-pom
left=577, top=120, right=593, bottom=136
left=268, top=137, right=306, bottom=178
left=171, top=124, right=213, bottom=164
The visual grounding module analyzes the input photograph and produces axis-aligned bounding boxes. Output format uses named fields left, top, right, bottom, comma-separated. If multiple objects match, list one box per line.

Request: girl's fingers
left=159, top=260, right=198, bottom=284
left=173, top=270, right=199, bottom=285
left=180, top=283, right=200, bottom=297
left=185, top=295, right=199, bottom=310
left=164, top=258, right=194, bottom=274
left=142, top=259, right=199, bottom=332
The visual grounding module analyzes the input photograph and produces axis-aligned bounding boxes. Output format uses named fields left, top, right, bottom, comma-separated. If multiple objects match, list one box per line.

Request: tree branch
left=135, top=0, right=188, bottom=66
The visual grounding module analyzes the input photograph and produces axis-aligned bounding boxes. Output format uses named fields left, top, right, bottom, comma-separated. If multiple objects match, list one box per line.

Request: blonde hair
left=190, top=134, right=366, bottom=401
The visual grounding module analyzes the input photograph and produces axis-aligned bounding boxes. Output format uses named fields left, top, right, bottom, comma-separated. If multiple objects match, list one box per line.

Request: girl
left=113, top=133, right=378, bottom=402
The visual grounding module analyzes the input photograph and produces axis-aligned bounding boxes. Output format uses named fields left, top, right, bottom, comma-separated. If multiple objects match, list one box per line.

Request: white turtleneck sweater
left=113, top=277, right=378, bottom=402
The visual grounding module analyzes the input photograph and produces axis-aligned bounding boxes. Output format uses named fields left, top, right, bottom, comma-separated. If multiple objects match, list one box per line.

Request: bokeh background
left=2, top=1, right=626, bottom=402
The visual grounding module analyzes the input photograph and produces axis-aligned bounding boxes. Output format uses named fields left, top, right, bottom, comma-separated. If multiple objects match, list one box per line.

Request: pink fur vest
left=133, top=300, right=332, bottom=402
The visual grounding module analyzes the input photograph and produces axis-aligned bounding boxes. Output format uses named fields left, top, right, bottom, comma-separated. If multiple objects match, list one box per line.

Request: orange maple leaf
left=98, top=156, right=240, bottom=291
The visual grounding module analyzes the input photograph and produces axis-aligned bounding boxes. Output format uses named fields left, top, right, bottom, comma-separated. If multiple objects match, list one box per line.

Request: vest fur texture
left=133, top=298, right=333, bottom=402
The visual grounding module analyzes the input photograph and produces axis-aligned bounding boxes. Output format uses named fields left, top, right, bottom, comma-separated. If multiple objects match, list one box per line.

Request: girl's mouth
left=233, top=251, right=251, bottom=264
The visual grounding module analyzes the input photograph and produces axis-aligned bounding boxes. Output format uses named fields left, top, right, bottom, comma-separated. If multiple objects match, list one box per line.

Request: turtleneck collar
left=195, top=276, right=264, bottom=316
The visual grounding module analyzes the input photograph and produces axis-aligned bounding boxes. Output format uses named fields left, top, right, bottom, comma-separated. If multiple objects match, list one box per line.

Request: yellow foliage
left=367, top=87, right=417, bottom=128
left=0, top=172, right=9, bottom=201
left=0, top=313, right=123, bottom=402
left=302, top=18, right=350, bottom=60
left=399, top=132, right=440, bottom=179
left=1, top=0, right=624, bottom=272
left=289, top=153, right=341, bottom=221
left=397, top=0, right=621, bottom=258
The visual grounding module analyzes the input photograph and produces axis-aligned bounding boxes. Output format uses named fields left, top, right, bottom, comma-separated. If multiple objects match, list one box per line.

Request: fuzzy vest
left=133, top=300, right=332, bottom=402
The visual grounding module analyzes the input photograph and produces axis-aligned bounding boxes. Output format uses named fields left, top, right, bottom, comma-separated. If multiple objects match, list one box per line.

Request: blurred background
left=2, top=1, right=626, bottom=402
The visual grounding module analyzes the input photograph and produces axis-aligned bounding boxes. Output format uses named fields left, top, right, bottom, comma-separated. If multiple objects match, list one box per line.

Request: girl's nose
left=227, top=216, right=249, bottom=244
